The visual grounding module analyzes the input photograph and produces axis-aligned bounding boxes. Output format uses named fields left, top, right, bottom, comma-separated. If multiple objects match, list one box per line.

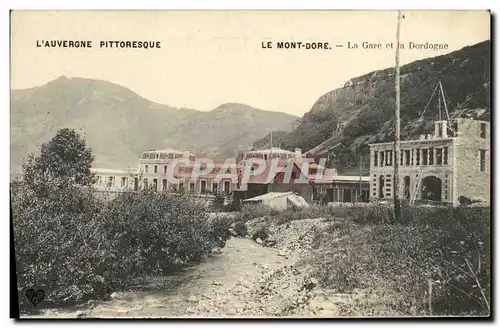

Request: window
left=443, top=147, right=448, bottom=165
left=154, top=165, right=158, bottom=174
left=143, top=178, right=148, bottom=190
left=385, top=150, right=393, bottom=166
left=480, top=123, right=487, bottom=138
left=179, top=182, right=184, bottom=191
left=380, top=152, right=385, bottom=167
left=212, top=182, right=218, bottom=192
left=429, top=147, right=434, bottom=165
left=404, top=150, right=411, bottom=166
left=145, top=165, right=149, bottom=173
left=400, top=150, right=404, bottom=165
left=164, top=165, right=167, bottom=174
left=121, top=177, right=126, bottom=187
left=416, top=148, right=421, bottom=165
left=373, top=151, right=378, bottom=166
left=190, top=182, right=195, bottom=192
left=422, top=149, right=428, bottom=165
left=107, top=176, right=114, bottom=188
left=411, top=149, right=414, bottom=165
left=480, top=150, right=487, bottom=172
left=437, top=122, right=443, bottom=138
left=152, top=179, right=158, bottom=191
left=162, top=179, right=168, bottom=191
left=436, top=148, right=443, bottom=165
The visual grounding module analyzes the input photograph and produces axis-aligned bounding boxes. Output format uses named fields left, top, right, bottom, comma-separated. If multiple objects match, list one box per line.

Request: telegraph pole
left=393, top=11, right=402, bottom=223
left=359, top=154, right=363, bottom=202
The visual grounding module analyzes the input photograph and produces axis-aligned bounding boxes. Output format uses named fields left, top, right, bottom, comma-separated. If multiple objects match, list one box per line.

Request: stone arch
left=421, top=176, right=442, bottom=201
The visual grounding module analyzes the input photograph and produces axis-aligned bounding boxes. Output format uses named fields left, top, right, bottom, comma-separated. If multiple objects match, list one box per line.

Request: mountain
left=10, top=77, right=298, bottom=173
left=263, top=40, right=490, bottom=173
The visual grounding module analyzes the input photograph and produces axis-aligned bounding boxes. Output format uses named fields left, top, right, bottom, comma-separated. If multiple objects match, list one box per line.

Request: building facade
left=92, top=148, right=238, bottom=195
left=369, top=118, right=490, bottom=205
left=313, top=176, right=370, bottom=204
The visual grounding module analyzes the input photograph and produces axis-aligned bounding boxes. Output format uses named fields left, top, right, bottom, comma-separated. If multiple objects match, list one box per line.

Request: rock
left=75, top=310, right=86, bottom=318
left=264, top=239, right=277, bottom=247
left=187, top=295, right=198, bottom=302
left=110, top=291, right=127, bottom=299
left=255, top=238, right=263, bottom=245
left=278, top=250, right=287, bottom=257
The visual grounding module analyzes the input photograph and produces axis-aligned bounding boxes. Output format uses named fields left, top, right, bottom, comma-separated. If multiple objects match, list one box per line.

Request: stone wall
left=453, top=120, right=490, bottom=203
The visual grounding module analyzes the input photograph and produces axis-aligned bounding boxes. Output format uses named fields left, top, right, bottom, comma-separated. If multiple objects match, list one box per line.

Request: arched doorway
left=404, top=176, right=411, bottom=200
left=378, top=175, right=385, bottom=198
left=224, top=181, right=231, bottom=194
left=421, top=176, right=442, bottom=201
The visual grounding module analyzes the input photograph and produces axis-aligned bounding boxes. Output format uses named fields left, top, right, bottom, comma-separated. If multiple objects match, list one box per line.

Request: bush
left=233, top=221, right=248, bottom=237
left=13, top=187, right=231, bottom=311
left=211, top=193, right=226, bottom=211
left=12, top=181, right=107, bottom=309
left=252, top=226, right=270, bottom=241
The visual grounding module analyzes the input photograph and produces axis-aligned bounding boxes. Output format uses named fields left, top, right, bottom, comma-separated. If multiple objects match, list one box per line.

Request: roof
left=313, top=175, right=370, bottom=184
left=368, top=138, right=454, bottom=147
left=91, top=168, right=134, bottom=175
left=142, top=148, right=195, bottom=155
left=246, top=147, right=296, bottom=155
left=242, top=192, right=294, bottom=202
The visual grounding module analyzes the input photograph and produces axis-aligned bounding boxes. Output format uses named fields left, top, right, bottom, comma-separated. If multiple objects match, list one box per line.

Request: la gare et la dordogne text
left=36, top=40, right=162, bottom=49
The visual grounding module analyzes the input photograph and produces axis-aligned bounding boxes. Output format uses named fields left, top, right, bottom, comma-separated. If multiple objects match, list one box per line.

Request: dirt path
left=32, top=237, right=290, bottom=318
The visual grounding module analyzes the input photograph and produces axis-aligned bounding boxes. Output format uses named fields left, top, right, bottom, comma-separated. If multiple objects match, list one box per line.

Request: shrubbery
left=307, top=205, right=491, bottom=316
left=12, top=129, right=231, bottom=312
left=235, top=202, right=490, bottom=315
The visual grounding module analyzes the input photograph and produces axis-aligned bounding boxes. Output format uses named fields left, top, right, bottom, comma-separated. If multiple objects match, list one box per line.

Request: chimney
left=442, top=121, right=448, bottom=138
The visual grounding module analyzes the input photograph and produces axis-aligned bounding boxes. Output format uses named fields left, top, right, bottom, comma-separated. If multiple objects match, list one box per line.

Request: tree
left=22, top=128, right=95, bottom=188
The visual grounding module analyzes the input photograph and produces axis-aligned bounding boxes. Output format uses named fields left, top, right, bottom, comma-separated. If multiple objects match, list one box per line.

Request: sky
left=11, top=10, right=490, bottom=117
